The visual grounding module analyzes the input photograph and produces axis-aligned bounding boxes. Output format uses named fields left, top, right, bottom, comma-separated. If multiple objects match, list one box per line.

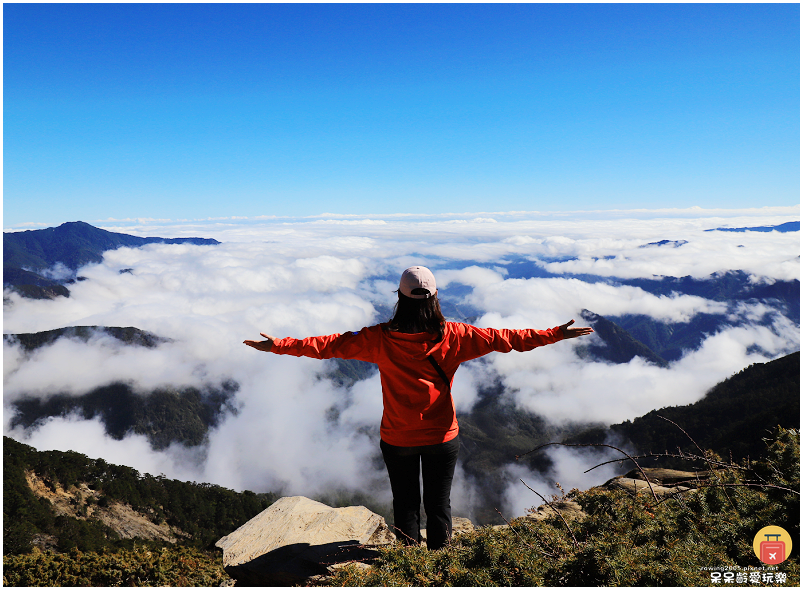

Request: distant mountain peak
left=577, top=309, right=669, bottom=368
left=3, top=221, right=220, bottom=299
left=640, top=239, right=688, bottom=248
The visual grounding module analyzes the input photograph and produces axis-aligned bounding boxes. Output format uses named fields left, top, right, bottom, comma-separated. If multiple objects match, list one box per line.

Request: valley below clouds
left=4, top=207, right=800, bottom=521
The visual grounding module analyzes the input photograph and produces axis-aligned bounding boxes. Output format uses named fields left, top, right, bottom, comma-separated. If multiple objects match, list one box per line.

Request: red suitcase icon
left=760, top=534, right=786, bottom=565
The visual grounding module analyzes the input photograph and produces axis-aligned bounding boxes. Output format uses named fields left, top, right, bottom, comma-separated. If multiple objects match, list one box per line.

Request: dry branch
left=518, top=479, right=579, bottom=549
left=517, top=441, right=658, bottom=501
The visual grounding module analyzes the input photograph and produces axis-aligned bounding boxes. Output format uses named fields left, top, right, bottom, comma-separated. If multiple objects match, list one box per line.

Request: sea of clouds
left=4, top=207, right=800, bottom=519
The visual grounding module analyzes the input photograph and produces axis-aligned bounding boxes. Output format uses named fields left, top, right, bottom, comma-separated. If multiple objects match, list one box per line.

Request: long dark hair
left=388, top=291, right=446, bottom=340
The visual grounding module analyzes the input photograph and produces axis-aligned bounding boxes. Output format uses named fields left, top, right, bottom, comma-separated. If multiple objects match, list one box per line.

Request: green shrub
left=2, top=546, right=230, bottom=587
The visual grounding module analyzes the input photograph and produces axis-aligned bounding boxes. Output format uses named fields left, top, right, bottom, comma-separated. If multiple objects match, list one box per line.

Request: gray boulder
left=215, top=496, right=395, bottom=586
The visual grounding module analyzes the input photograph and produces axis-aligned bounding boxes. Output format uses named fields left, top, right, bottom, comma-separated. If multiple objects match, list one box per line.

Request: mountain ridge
left=565, top=349, right=800, bottom=465
left=3, top=221, right=219, bottom=299
left=4, top=325, right=169, bottom=351
left=706, top=221, right=800, bottom=233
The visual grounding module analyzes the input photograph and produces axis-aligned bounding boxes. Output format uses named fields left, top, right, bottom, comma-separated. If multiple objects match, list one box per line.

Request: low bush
left=2, top=545, right=230, bottom=587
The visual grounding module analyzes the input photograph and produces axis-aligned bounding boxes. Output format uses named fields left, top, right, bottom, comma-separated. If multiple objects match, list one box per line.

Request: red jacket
left=271, top=322, right=564, bottom=446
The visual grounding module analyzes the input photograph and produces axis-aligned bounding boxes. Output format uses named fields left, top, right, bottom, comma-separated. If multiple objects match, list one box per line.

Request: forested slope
left=567, top=350, right=800, bottom=466
left=3, top=437, right=278, bottom=556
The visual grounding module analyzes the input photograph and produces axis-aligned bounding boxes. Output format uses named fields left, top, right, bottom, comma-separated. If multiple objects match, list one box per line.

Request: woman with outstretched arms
left=245, top=266, right=593, bottom=550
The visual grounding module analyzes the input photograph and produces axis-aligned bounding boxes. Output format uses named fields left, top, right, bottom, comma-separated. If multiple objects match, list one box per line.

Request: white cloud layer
left=4, top=207, right=799, bottom=518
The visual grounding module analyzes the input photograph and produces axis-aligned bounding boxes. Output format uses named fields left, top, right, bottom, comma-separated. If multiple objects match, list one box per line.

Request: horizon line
left=5, top=204, right=800, bottom=232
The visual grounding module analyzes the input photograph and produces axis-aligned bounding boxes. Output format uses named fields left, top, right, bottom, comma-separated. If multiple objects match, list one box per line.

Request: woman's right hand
left=243, top=333, right=276, bottom=352
left=558, top=319, right=594, bottom=339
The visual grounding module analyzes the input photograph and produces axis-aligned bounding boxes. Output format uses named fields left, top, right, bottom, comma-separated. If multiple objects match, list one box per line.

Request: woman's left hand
left=558, top=319, right=594, bottom=339
left=243, top=333, right=276, bottom=352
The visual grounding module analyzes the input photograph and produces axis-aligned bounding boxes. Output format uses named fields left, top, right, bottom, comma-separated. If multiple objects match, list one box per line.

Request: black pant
left=380, top=435, right=460, bottom=550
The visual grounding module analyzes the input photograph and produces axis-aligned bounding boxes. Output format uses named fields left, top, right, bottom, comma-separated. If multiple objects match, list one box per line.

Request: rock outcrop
left=512, top=467, right=717, bottom=526
left=215, top=496, right=395, bottom=586
left=526, top=499, right=586, bottom=522
left=621, top=467, right=712, bottom=486
left=25, top=469, right=182, bottom=544
left=602, top=467, right=713, bottom=498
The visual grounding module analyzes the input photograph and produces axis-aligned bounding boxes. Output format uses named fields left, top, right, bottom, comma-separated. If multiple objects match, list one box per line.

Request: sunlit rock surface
left=215, top=495, right=394, bottom=585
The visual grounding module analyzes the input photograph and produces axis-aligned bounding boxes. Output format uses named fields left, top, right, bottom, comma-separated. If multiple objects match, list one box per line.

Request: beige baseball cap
left=399, top=266, right=437, bottom=299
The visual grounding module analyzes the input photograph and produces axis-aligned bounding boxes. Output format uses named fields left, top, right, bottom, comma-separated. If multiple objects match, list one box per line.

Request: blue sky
left=4, top=3, right=799, bottom=229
